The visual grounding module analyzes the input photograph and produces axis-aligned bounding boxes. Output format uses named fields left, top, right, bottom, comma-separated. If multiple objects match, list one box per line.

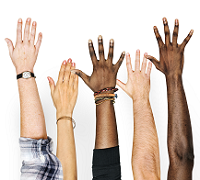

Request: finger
left=180, top=29, right=194, bottom=51
left=115, top=51, right=125, bottom=71
left=172, top=19, right=179, bottom=46
left=30, top=21, right=37, bottom=44
left=88, top=39, right=97, bottom=65
left=35, top=32, right=43, bottom=55
left=135, top=49, right=140, bottom=71
left=23, top=18, right=31, bottom=42
left=141, top=53, right=148, bottom=73
left=71, top=69, right=90, bottom=87
left=57, top=60, right=67, bottom=84
left=107, top=39, right=114, bottom=63
left=47, top=76, right=55, bottom=93
left=126, top=53, right=133, bottom=76
left=98, top=35, right=105, bottom=62
left=64, top=58, right=72, bottom=84
left=74, top=73, right=79, bottom=91
left=116, top=79, right=126, bottom=91
left=163, top=17, right=171, bottom=46
left=146, top=61, right=152, bottom=77
left=16, top=18, right=22, bottom=44
left=145, top=54, right=160, bottom=69
left=5, top=38, right=14, bottom=57
left=69, top=62, right=76, bottom=87
left=153, top=26, right=164, bottom=47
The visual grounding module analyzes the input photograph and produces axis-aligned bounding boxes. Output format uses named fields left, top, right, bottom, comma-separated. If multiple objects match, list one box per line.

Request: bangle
left=94, top=87, right=118, bottom=96
left=56, top=116, right=76, bottom=129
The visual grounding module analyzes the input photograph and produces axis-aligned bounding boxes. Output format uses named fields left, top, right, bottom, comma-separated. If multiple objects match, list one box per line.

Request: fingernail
left=144, top=52, right=148, bottom=55
left=153, top=26, right=157, bottom=31
left=63, top=60, right=67, bottom=65
left=126, top=52, right=130, bottom=56
left=47, top=77, right=50, bottom=82
left=88, top=39, right=92, bottom=43
left=110, top=39, right=114, bottom=44
left=33, top=21, right=36, bottom=26
left=68, top=58, right=72, bottom=63
left=136, top=49, right=140, bottom=53
left=27, top=18, right=31, bottom=22
left=72, top=62, right=75, bottom=67
left=18, top=18, right=22, bottom=23
left=175, top=19, right=179, bottom=26
left=163, top=17, right=167, bottom=24
left=98, top=35, right=102, bottom=39
left=190, top=29, right=194, bottom=35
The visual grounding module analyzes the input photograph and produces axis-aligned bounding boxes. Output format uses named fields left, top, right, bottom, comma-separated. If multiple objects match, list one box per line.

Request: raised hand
left=145, top=17, right=193, bottom=77
left=71, top=35, right=125, bottom=92
left=117, top=50, right=152, bottom=102
left=5, top=18, right=42, bottom=74
left=48, top=59, right=78, bottom=120
left=146, top=18, right=194, bottom=180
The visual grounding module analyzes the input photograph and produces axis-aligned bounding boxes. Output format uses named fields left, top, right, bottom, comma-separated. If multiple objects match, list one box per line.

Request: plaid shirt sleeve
left=19, top=136, right=63, bottom=180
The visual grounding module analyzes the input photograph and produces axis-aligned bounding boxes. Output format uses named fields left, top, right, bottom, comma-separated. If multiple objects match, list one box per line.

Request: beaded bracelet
left=95, top=97, right=115, bottom=106
left=94, top=87, right=118, bottom=96
left=56, top=116, right=76, bottom=129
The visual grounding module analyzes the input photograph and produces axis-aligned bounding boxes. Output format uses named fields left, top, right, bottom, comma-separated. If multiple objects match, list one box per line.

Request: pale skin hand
left=117, top=50, right=152, bottom=102
left=48, top=58, right=78, bottom=119
left=5, top=18, right=42, bottom=74
left=145, top=18, right=194, bottom=180
left=117, top=50, right=160, bottom=180
left=48, top=59, right=78, bottom=180
left=5, top=18, right=46, bottom=140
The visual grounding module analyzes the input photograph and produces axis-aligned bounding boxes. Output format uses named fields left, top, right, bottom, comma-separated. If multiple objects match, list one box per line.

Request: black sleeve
left=92, top=146, right=121, bottom=180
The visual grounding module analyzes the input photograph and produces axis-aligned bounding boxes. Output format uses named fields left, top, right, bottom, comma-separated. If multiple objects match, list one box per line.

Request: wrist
left=132, top=97, right=149, bottom=105
left=56, top=111, right=73, bottom=120
left=166, top=74, right=182, bottom=85
left=16, top=68, right=34, bottom=75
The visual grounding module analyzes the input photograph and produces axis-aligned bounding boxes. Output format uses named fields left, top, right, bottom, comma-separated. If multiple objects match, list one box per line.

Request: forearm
left=132, top=99, right=160, bottom=180
left=166, top=75, right=194, bottom=173
left=17, top=77, right=47, bottom=139
left=56, top=118, right=77, bottom=180
left=95, top=100, right=118, bottom=149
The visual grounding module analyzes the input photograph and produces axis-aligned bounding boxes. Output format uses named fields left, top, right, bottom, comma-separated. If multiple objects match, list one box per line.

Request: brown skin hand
left=72, top=35, right=125, bottom=149
left=145, top=18, right=194, bottom=180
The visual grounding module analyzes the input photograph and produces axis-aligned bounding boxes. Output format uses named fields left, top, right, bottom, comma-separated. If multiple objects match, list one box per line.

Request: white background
left=0, top=0, right=200, bottom=179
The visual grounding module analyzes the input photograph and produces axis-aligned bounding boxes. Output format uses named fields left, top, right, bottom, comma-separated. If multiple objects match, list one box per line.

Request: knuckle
left=173, top=32, right=178, bottom=37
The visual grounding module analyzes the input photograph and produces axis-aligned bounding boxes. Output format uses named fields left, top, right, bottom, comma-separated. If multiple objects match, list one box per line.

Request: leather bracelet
left=94, top=93, right=115, bottom=99
left=56, top=116, right=76, bottom=129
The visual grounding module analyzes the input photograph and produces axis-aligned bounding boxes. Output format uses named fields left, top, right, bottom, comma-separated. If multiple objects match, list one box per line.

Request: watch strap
left=16, top=72, right=36, bottom=79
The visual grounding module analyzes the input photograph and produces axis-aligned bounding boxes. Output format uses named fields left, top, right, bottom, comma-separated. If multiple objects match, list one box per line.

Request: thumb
left=116, top=79, right=126, bottom=91
left=47, top=76, right=55, bottom=93
left=5, top=38, right=14, bottom=57
left=71, top=69, right=90, bottom=86
left=145, top=54, right=160, bottom=69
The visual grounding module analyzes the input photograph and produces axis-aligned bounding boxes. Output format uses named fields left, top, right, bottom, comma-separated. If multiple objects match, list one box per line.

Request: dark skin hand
left=145, top=18, right=194, bottom=180
left=72, top=35, right=125, bottom=149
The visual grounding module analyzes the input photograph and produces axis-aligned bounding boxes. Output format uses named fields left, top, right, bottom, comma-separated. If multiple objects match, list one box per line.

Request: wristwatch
left=17, top=71, right=36, bottom=79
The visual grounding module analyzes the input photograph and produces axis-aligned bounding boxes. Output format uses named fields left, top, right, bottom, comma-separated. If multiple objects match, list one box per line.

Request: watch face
left=23, top=72, right=31, bottom=78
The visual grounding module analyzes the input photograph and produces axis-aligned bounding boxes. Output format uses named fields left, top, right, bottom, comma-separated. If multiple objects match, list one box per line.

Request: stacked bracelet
left=56, top=116, right=76, bottom=129
left=94, top=88, right=118, bottom=106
